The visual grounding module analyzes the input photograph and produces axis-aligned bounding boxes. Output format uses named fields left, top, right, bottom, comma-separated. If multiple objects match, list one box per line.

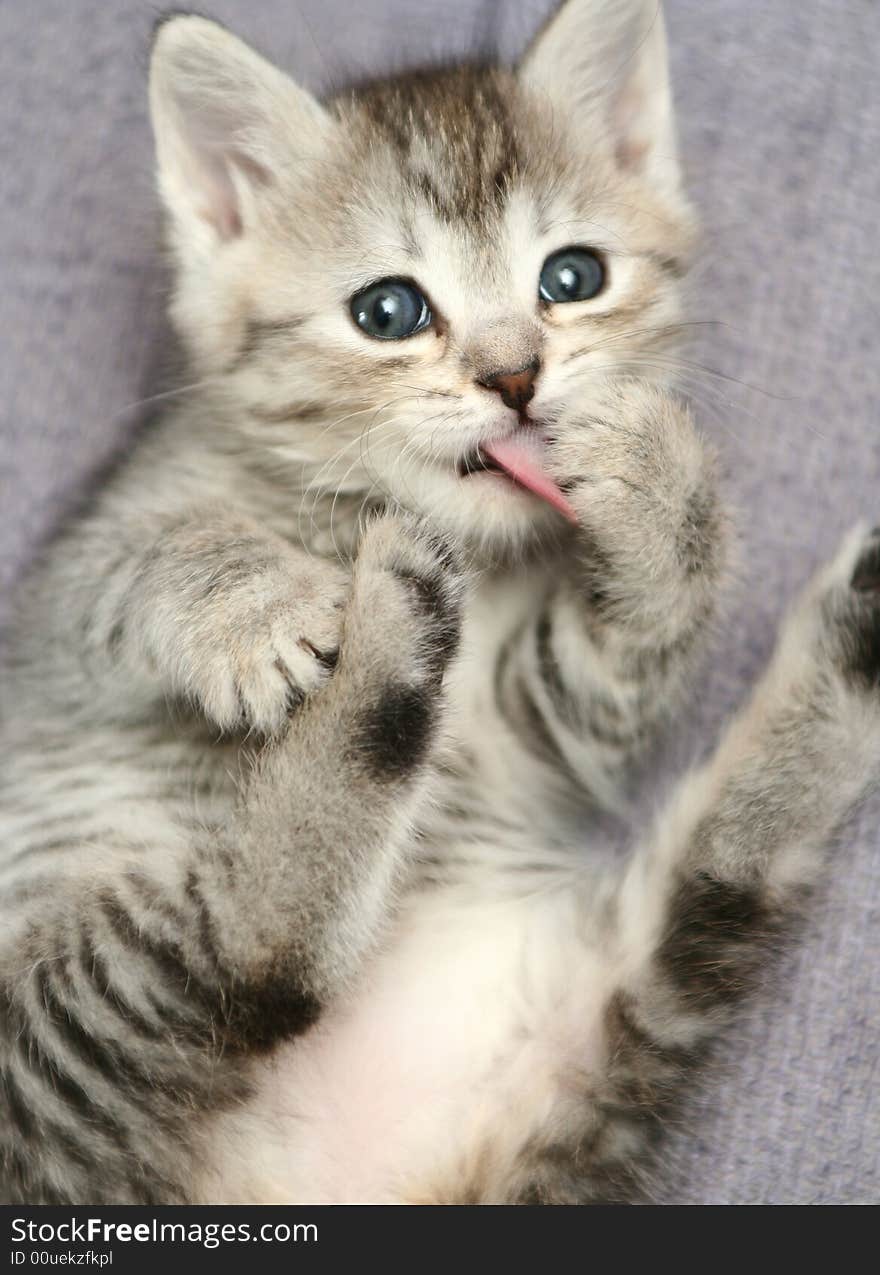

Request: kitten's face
left=151, top=2, right=696, bottom=555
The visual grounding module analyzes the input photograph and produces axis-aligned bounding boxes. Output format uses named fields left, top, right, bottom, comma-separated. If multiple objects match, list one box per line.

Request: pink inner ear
left=196, top=148, right=272, bottom=240
left=198, top=196, right=242, bottom=239
left=615, top=134, right=651, bottom=173
left=192, top=150, right=243, bottom=240
left=612, top=79, right=653, bottom=174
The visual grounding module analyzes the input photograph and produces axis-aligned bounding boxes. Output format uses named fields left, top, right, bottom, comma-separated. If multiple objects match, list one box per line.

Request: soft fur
left=2, top=0, right=880, bottom=1204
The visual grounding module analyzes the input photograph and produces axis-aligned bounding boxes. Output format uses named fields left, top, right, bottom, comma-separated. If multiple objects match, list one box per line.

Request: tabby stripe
left=97, top=891, right=319, bottom=1054
left=18, top=1015, right=100, bottom=1127
left=228, top=315, right=304, bottom=371
left=534, top=608, right=578, bottom=729
left=125, top=873, right=192, bottom=935
left=36, top=961, right=191, bottom=1116
left=536, top=603, right=665, bottom=751
left=494, top=628, right=583, bottom=786
left=1, top=1065, right=37, bottom=1139
left=99, top=893, right=218, bottom=1016
left=2, top=839, right=76, bottom=872
left=510, top=670, right=571, bottom=770
left=78, top=933, right=166, bottom=1042
left=184, top=870, right=223, bottom=971
left=145, top=987, right=205, bottom=1039
left=492, top=625, right=520, bottom=721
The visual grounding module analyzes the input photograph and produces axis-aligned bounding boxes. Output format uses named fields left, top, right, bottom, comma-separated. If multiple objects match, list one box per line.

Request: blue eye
left=350, top=278, right=432, bottom=340
left=539, top=248, right=605, bottom=304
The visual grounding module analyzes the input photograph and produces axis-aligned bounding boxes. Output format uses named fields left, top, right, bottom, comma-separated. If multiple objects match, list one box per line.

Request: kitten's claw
left=190, top=564, right=350, bottom=737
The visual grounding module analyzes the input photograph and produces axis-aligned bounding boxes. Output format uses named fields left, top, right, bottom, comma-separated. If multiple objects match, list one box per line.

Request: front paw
left=348, top=512, right=466, bottom=685
left=138, top=534, right=351, bottom=736
left=546, top=381, right=725, bottom=617
left=330, top=513, right=467, bottom=779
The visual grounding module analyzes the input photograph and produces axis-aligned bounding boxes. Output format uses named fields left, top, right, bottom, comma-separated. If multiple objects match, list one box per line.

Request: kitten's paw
left=347, top=512, right=466, bottom=683
left=548, top=382, right=713, bottom=537
left=815, top=524, right=880, bottom=691
left=545, top=381, right=725, bottom=620
left=165, top=552, right=350, bottom=736
left=324, top=514, right=467, bottom=780
left=850, top=527, right=880, bottom=594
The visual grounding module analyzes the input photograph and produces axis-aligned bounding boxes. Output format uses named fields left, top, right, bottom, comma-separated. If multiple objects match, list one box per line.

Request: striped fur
left=3, top=3, right=880, bottom=1203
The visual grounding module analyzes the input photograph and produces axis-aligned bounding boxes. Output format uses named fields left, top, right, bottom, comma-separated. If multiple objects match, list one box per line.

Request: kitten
left=2, top=0, right=879, bottom=1205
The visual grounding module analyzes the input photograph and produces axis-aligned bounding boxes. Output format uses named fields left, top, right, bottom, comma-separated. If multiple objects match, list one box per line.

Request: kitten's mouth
left=457, top=431, right=579, bottom=524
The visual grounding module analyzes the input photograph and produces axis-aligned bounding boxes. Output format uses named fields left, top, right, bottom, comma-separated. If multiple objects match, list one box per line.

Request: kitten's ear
left=520, top=0, right=680, bottom=193
left=149, top=15, right=332, bottom=245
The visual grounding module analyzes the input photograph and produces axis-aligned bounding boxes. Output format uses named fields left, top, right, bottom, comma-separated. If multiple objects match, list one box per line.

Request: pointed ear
left=520, top=0, right=680, bottom=194
left=149, top=15, right=332, bottom=247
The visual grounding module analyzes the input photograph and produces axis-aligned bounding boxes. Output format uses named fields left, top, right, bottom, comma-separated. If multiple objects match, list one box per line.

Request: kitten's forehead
left=340, top=67, right=533, bottom=228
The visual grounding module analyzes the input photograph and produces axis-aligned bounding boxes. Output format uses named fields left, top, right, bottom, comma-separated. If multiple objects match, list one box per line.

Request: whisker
left=111, top=376, right=226, bottom=420
left=293, top=396, right=425, bottom=546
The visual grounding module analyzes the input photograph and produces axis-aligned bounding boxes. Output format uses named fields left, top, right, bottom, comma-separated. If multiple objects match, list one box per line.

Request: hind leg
left=519, top=525, right=880, bottom=1201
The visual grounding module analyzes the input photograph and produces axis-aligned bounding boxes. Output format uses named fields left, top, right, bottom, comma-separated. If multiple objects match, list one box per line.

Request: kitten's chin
left=383, top=464, right=567, bottom=559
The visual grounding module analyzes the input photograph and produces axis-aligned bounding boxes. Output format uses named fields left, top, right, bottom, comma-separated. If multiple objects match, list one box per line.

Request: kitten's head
left=150, top=0, right=696, bottom=556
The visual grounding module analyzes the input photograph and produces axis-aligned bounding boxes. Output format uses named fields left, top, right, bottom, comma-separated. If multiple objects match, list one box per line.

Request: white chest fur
left=200, top=870, right=608, bottom=1203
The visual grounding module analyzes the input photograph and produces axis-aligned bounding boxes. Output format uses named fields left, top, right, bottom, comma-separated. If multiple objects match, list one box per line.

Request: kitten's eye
left=349, top=278, right=431, bottom=340
left=538, top=248, right=605, bottom=304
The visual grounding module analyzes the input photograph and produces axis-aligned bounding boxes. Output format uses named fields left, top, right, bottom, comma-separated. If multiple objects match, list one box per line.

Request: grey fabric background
left=1, top=0, right=877, bottom=1203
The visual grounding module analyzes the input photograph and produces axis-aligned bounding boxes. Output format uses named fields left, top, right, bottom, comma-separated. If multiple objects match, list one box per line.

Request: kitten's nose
left=477, top=358, right=540, bottom=412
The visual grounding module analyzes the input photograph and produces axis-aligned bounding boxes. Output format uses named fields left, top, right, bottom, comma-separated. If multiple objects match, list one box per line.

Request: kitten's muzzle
left=476, top=358, right=540, bottom=412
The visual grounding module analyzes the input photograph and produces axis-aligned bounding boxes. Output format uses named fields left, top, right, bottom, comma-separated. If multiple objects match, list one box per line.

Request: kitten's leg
left=492, top=381, right=725, bottom=806
left=0, top=516, right=463, bottom=1204
left=521, top=525, right=880, bottom=1202
left=11, top=507, right=352, bottom=735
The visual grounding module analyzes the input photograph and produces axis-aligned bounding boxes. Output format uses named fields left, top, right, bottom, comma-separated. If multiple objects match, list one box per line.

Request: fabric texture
left=1, top=0, right=877, bottom=1204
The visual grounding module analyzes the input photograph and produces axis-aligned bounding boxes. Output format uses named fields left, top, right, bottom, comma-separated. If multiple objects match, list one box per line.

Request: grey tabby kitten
left=2, top=0, right=879, bottom=1205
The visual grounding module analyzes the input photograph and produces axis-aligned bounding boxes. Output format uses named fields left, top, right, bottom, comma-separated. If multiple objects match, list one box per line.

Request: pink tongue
left=480, top=434, right=579, bottom=524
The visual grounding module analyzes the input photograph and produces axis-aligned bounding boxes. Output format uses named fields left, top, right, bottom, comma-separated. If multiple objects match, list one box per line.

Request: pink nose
left=477, top=358, right=540, bottom=411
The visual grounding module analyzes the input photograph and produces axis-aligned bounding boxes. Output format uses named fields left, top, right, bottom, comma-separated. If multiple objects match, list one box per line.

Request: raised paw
left=547, top=382, right=715, bottom=539
left=850, top=528, right=880, bottom=594
left=325, top=513, right=468, bottom=780
left=354, top=513, right=465, bottom=677
left=787, top=524, right=880, bottom=695
left=544, top=380, right=725, bottom=632
left=189, top=562, right=349, bottom=735
left=130, top=522, right=352, bottom=736
left=833, top=525, right=880, bottom=690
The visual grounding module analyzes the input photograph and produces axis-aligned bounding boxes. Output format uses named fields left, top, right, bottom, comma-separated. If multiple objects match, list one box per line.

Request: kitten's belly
left=199, top=880, right=606, bottom=1203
